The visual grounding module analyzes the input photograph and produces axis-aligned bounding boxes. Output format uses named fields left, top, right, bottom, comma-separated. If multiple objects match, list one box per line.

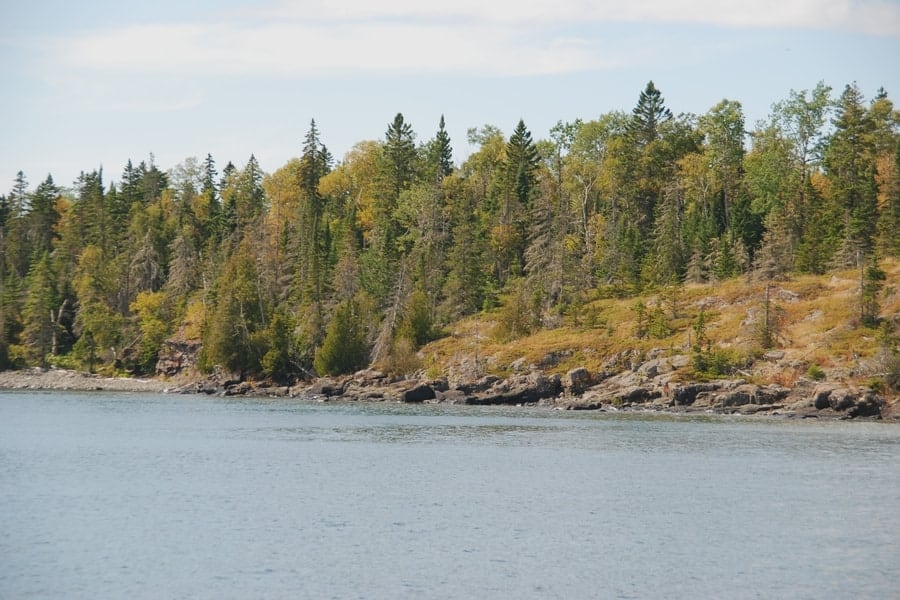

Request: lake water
left=1, top=391, right=898, bottom=599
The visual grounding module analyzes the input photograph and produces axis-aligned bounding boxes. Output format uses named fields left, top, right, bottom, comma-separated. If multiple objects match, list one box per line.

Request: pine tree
left=296, top=119, right=332, bottom=306
left=10, top=171, right=28, bottom=215
left=381, top=113, right=417, bottom=201
left=627, top=81, right=673, bottom=146
left=120, top=159, right=143, bottom=207
left=825, top=83, right=878, bottom=267
left=20, top=175, right=59, bottom=261
left=860, top=255, right=886, bottom=327
left=442, top=175, right=490, bottom=319
left=491, top=120, right=539, bottom=285
left=752, top=209, right=794, bottom=280
left=427, top=115, right=453, bottom=183
left=503, top=119, right=540, bottom=214
left=21, top=252, right=58, bottom=365
left=261, top=307, right=296, bottom=382
left=74, top=169, right=108, bottom=252
left=71, top=245, right=124, bottom=371
left=876, top=137, right=900, bottom=257
left=200, top=239, right=266, bottom=374
left=0, top=193, right=9, bottom=231
left=164, top=231, right=199, bottom=304
left=202, top=153, right=218, bottom=201
left=644, top=182, right=685, bottom=285
left=218, top=161, right=239, bottom=239
left=4, top=172, right=30, bottom=278
left=140, top=155, right=169, bottom=205
left=314, top=298, right=368, bottom=376
left=364, top=113, right=418, bottom=303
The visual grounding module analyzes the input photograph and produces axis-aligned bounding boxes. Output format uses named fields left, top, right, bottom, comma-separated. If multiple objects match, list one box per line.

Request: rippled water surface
left=1, top=391, right=898, bottom=599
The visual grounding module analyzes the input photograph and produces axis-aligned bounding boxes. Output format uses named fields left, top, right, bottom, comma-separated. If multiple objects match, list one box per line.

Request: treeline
left=0, top=81, right=897, bottom=379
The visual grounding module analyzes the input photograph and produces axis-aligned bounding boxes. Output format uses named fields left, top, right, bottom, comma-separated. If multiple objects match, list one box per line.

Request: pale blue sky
left=2, top=0, right=899, bottom=191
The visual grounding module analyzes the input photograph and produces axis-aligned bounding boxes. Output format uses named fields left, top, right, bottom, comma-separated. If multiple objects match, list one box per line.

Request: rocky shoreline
left=282, top=359, right=895, bottom=421
left=0, top=368, right=172, bottom=393
left=269, top=349, right=896, bottom=420
left=2, top=356, right=897, bottom=421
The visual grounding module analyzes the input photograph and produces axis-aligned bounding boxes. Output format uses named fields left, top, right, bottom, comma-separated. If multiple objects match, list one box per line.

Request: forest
left=0, top=81, right=897, bottom=381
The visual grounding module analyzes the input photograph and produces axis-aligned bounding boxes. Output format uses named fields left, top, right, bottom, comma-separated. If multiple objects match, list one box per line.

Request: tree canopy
left=1, top=80, right=897, bottom=379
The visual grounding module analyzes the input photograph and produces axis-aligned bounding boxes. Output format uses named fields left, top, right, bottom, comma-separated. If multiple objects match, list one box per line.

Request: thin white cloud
left=40, top=70, right=205, bottom=114
left=54, top=22, right=618, bottom=77
left=265, top=0, right=900, bottom=35
left=41, top=0, right=898, bottom=89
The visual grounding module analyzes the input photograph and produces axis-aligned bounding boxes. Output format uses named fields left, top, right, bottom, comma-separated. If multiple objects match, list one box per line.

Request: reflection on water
left=256, top=423, right=561, bottom=445
left=1, top=391, right=898, bottom=600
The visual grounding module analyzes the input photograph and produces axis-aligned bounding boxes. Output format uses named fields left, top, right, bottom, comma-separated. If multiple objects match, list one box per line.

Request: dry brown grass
left=420, top=259, right=899, bottom=394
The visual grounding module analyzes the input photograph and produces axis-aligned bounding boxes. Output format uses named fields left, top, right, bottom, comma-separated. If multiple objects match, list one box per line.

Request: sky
left=2, top=0, right=899, bottom=192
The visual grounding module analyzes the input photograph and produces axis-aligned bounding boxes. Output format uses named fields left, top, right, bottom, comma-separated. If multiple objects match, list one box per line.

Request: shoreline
left=0, top=367, right=172, bottom=393
left=1, top=366, right=896, bottom=421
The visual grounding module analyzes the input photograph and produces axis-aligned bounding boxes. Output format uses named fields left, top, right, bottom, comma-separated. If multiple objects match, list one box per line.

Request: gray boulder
left=400, top=383, right=436, bottom=403
left=564, top=367, right=593, bottom=395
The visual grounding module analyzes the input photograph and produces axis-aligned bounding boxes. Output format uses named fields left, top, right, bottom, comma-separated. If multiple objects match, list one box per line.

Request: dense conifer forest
left=1, top=81, right=897, bottom=381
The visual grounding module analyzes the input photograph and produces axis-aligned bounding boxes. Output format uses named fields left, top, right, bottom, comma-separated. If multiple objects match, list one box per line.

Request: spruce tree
left=627, top=81, right=672, bottom=146
left=314, top=298, right=368, bottom=376
left=201, top=153, right=218, bottom=200
left=503, top=119, right=540, bottom=212
left=296, top=120, right=332, bottom=307
left=21, top=252, right=58, bottom=365
left=427, top=115, right=453, bottom=182
left=381, top=113, right=417, bottom=201
left=825, top=83, right=878, bottom=267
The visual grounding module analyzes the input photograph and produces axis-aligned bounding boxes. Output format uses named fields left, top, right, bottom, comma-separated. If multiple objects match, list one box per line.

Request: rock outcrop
left=199, top=351, right=890, bottom=420
left=155, top=340, right=201, bottom=377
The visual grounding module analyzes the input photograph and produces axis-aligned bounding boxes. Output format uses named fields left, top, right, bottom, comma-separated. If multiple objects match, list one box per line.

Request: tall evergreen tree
left=627, top=81, right=673, bottom=146
left=120, top=159, right=143, bottom=207
left=364, top=113, right=418, bottom=302
left=140, top=155, right=169, bottom=205
left=25, top=175, right=60, bottom=259
left=10, top=171, right=28, bottom=215
left=74, top=169, right=108, bottom=252
left=21, top=252, right=58, bottom=365
left=3, top=172, right=30, bottom=279
left=381, top=113, right=417, bottom=202
left=503, top=119, right=540, bottom=215
left=296, top=119, right=333, bottom=307
left=825, top=83, right=878, bottom=267
left=427, top=115, right=454, bottom=182
left=202, top=153, right=218, bottom=200
left=490, top=120, right=539, bottom=285
left=313, top=297, right=368, bottom=376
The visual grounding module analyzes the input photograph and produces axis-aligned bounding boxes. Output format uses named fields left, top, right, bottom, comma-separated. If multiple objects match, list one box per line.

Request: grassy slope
left=421, top=259, right=899, bottom=399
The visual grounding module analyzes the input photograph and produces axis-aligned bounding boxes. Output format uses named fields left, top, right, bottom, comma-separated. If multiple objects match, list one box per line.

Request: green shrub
left=494, top=278, right=540, bottom=342
left=692, top=348, right=741, bottom=378
left=314, top=299, right=369, bottom=376
left=807, top=364, right=826, bottom=381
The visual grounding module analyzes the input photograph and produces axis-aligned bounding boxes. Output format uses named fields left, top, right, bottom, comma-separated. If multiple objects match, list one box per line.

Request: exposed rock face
left=808, top=384, right=883, bottom=417
left=307, top=377, right=348, bottom=397
left=456, top=375, right=502, bottom=394
left=155, top=340, right=201, bottom=377
left=466, top=372, right=562, bottom=405
left=671, top=381, right=734, bottom=406
left=142, top=344, right=893, bottom=420
left=564, top=368, right=593, bottom=395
